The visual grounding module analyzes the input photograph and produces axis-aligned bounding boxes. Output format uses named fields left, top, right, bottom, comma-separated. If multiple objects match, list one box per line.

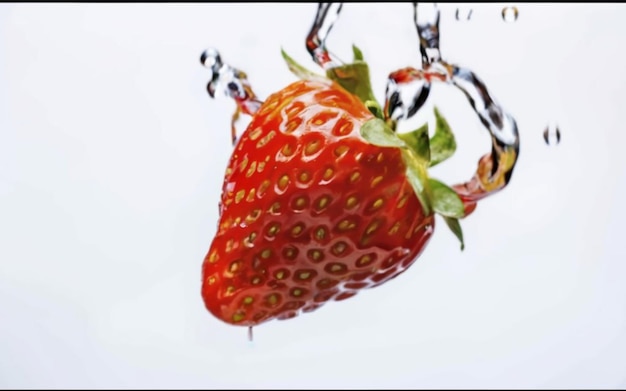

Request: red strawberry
left=201, top=77, right=440, bottom=326
left=200, top=46, right=477, bottom=328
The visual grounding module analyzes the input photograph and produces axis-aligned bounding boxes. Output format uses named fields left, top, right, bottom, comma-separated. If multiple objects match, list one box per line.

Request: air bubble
left=502, top=6, right=519, bottom=23
left=543, top=123, right=561, bottom=146
left=455, top=7, right=472, bottom=21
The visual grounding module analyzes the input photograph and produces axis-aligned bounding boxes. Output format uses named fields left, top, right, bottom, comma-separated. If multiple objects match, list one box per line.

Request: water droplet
left=543, top=124, right=561, bottom=146
left=455, top=7, right=473, bottom=21
left=199, top=47, right=263, bottom=146
left=248, top=326, right=254, bottom=342
left=200, top=47, right=223, bottom=81
left=200, top=47, right=259, bottom=103
left=501, top=6, right=519, bottom=23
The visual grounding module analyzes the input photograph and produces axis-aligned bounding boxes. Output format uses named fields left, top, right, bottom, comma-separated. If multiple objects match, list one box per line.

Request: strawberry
left=201, top=47, right=468, bottom=327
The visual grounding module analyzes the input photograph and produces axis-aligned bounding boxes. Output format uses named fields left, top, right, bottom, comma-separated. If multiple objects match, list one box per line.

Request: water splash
left=199, top=2, right=521, bottom=204
left=200, top=47, right=263, bottom=144
left=455, top=7, right=473, bottom=22
left=384, top=3, right=520, bottom=205
left=306, top=3, right=344, bottom=69
left=502, top=6, right=519, bottom=23
left=543, top=123, right=561, bottom=146
left=384, top=76, right=430, bottom=123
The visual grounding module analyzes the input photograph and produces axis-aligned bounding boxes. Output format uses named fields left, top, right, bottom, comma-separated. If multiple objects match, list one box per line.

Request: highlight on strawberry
left=199, top=3, right=520, bottom=331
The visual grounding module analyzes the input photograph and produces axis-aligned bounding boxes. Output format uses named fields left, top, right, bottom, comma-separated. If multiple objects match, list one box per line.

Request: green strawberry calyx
left=281, top=46, right=465, bottom=251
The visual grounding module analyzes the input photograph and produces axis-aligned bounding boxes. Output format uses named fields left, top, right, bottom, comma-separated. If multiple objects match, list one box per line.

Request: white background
left=1, top=3, right=626, bottom=389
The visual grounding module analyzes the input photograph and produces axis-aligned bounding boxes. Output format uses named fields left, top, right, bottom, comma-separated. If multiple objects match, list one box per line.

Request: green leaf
left=326, top=62, right=379, bottom=109
left=365, top=100, right=384, bottom=121
left=360, top=118, right=406, bottom=148
left=325, top=54, right=383, bottom=119
left=428, top=178, right=465, bottom=218
left=398, top=123, right=430, bottom=164
left=429, top=107, right=457, bottom=167
left=281, top=48, right=325, bottom=81
left=443, top=216, right=465, bottom=251
left=403, top=152, right=432, bottom=216
left=352, top=44, right=364, bottom=61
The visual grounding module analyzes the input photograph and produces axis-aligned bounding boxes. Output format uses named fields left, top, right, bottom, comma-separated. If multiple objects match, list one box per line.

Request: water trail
left=384, top=3, right=520, bottom=206
left=200, top=48, right=264, bottom=145
left=413, top=2, right=441, bottom=66
left=306, top=3, right=344, bottom=69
